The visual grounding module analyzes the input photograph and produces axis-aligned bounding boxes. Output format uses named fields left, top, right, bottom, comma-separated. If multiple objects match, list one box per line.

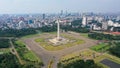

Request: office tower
left=82, top=16, right=87, bottom=27
left=61, top=10, right=63, bottom=15
left=42, top=14, right=45, bottom=19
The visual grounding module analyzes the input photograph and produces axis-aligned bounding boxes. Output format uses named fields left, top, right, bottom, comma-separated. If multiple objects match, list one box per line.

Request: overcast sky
left=0, top=0, right=119, bottom=14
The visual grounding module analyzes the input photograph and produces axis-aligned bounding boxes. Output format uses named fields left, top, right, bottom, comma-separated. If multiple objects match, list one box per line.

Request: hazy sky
left=0, top=0, right=119, bottom=14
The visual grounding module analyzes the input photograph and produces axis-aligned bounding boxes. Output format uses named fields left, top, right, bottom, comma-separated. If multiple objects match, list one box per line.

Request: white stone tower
left=56, top=20, right=60, bottom=40
left=49, top=20, right=68, bottom=45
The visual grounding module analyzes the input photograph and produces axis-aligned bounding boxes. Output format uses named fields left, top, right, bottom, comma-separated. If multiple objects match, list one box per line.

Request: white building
left=18, top=21, right=26, bottom=29
left=113, top=23, right=120, bottom=27
left=102, top=22, right=108, bottom=30
left=116, top=16, right=120, bottom=21
left=108, top=20, right=114, bottom=26
left=92, top=24, right=101, bottom=30
left=82, top=16, right=87, bottom=27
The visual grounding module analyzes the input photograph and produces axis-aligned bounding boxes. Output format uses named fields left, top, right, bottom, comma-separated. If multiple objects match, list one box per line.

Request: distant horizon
left=0, top=10, right=119, bottom=15
left=0, top=0, right=120, bottom=14
left=0, top=11, right=120, bottom=15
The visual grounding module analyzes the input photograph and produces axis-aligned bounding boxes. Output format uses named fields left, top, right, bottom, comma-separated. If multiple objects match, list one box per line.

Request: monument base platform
left=49, top=37, right=69, bottom=45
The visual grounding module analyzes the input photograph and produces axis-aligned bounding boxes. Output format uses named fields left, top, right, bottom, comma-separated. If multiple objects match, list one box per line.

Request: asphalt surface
left=23, top=32, right=97, bottom=68
left=101, top=59, right=120, bottom=68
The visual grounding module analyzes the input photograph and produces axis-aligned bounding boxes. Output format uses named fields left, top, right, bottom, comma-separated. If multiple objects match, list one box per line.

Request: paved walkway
left=23, top=32, right=97, bottom=68
left=0, top=38, right=23, bottom=65
left=101, top=59, right=120, bottom=68
left=9, top=40, right=24, bottom=65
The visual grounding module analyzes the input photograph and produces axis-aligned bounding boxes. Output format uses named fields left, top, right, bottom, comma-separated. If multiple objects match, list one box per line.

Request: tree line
left=0, top=28, right=37, bottom=37
left=88, top=32, right=120, bottom=58
left=12, top=40, right=43, bottom=68
left=109, top=42, right=120, bottom=58
left=0, top=19, right=90, bottom=37
left=0, top=52, right=43, bottom=68
left=0, top=53, right=21, bottom=68
left=58, top=59, right=102, bottom=68
left=88, top=32, right=120, bottom=40
left=0, top=39, right=10, bottom=48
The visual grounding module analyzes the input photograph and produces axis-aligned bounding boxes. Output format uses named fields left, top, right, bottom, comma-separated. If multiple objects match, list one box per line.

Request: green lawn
left=15, top=40, right=25, bottom=47
left=14, top=40, right=42, bottom=63
left=59, top=49, right=106, bottom=68
left=60, top=49, right=120, bottom=68
left=35, top=34, right=85, bottom=51
left=48, top=59, right=54, bottom=68
left=22, top=32, right=55, bottom=39
left=35, top=32, right=85, bottom=51
left=24, top=51, right=40, bottom=62
left=22, top=34, right=40, bottom=39
left=90, top=43, right=110, bottom=52
left=80, top=33, right=88, bottom=38
left=0, top=48, right=10, bottom=54
left=35, top=38, right=44, bottom=42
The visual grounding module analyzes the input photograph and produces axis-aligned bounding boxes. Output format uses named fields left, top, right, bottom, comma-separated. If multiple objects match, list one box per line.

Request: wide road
left=23, top=32, right=97, bottom=68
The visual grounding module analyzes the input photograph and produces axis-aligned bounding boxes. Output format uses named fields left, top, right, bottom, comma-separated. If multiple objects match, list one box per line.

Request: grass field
left=22, top=32, right=56, bottom=39
left=48, top=59, right=54, bottom=68
left=35, top=33, right=85, bottom=51
left=0, top=48, right=10, bottom=54
left=35, top=39, right=84, bottom=51
left=23, top=51, right=40, bottom=62
left=35, top=38, right=44, bottom=42
left=59, top=49, right=120, bottom=68
left=60, top=49, right=99, bottom=62
left=90, top=43, right=110, bottom=52
left=22, top=34, right=40, bottom=39
left=14, top=40, right=42, bottom=62
left=80, top=33, right=88, bottom=38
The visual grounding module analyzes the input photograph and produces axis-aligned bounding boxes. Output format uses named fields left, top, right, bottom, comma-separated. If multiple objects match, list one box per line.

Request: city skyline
left=0, top=0, right=120, bottom=14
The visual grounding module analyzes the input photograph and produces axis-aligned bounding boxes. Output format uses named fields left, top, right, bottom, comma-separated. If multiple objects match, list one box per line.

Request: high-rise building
left=65, top=10, right=68, bottom=16
left=18, top=21, right=26, bottom=29
left=61, top=10, right=63, bottom=15
left=42, top=14, right=45, bottom=19
left=82, top=16, right=87, bottom=27
left=102, top=21, right=108, bottom=30
left=19, top=17, right=25, bottom=21
left=108, top=20, right=114, bottom=26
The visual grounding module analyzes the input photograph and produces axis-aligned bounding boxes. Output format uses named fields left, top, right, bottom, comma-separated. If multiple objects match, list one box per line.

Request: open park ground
left=34, top=32, right=85, bottom=51
left=22, top=31, right=98, bottom=68
left=60, top=49, right=120, bottom=68
left=20, top=31, right=120, bottom=68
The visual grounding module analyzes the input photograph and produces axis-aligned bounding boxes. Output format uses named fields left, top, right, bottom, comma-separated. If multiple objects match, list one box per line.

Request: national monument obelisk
left=56, top=20, right=60, bottom=40
left=49, top=20, right=68, bottom=45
